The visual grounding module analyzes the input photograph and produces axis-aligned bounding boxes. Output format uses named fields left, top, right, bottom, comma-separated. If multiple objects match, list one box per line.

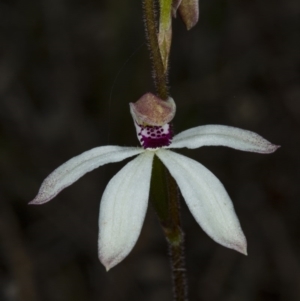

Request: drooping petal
left=170, top=124, right=279, bottom=153
left=156, top=149, right=247, bottom=255
left=98, top=151, right=154, bottom=270
left=30, top=146, right=143, bottom=205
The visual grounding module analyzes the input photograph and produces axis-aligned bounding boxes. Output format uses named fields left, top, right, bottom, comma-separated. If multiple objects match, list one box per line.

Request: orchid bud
left=158, top=0, right=173, bottom=71
left=178, top=0, right=199, bottom=30
left=130, top=93, right=176, bottom=126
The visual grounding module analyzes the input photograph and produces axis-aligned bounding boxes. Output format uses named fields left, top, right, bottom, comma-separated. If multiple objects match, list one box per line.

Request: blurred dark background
left=0, top=0, right=299, bottom=300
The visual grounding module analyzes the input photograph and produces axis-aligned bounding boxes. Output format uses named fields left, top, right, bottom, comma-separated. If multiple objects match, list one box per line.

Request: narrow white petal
left=170, top=124, right=279, bottom=153
left=156, top=149, right=247, bottom=255
left=30, top=146, right=143, bottom=205
left=98, top=151, right=154, bottom=270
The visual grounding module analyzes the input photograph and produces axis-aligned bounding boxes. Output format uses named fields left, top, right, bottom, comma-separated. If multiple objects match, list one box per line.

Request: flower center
left=134, top=123, right=173, bottom=149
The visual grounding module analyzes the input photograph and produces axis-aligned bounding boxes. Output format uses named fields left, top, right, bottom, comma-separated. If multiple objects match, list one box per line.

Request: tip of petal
left=99, top=254, right=119, bottom=272
left=234, top=242, right=248, bottom=256
left=262, top=143, right=281, bottom=154
left=28, top=192, right=54, bottom=205
left=229, top=234, right=247, bottom=256
left=103, top=261, right=114, bottom=272
left=273, top=144, right=281, bottom=152
left=28, top=200, right=37, bottom=205
left=28, top=196, right=43, bottom=205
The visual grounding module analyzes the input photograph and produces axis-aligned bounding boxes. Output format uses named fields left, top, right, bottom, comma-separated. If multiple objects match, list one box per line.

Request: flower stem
left=165, top=167, right=188, bottom=301
left=150, top=156, right=188, bottom=301
left=169, top=239, right=188, bottom=301
left=143, top=0, right=169, bottom=100
left=143, top=1, right=188, bottom=299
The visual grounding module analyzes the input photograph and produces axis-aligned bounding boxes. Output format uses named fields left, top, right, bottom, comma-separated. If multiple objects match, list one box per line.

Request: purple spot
left=139, top=124, right=173, bottom=149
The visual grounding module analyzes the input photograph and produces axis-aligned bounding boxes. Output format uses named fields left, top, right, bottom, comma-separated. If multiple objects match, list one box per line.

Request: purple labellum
left=134, top=123, right=173, bottom=149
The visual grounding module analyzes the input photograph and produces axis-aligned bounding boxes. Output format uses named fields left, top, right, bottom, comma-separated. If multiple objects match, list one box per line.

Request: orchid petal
left=30, top=146, right=143, bottom=205
left=156, top=149, right=247, bottom=255
left=170, top=125, right=279, bottom=153
left=98, top=151, right=154, bottom=270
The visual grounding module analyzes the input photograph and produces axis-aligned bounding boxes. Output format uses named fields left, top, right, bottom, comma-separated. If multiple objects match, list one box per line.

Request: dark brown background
left=0, top=0, right=299, bottom=300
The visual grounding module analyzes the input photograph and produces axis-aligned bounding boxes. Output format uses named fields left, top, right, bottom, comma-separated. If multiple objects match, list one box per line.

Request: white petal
left=98, top=151, right=154, bottom=270
left=156, top=149, right=247, bottom=255
left=170, top=124, right=279, bottom=153
left=30, top=146, right=143, bottom=205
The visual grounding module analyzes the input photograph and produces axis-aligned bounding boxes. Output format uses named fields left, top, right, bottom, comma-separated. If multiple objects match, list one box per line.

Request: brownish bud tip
left=130, top=93, right=176, bottom=126
left=178, top=0, right=199, bottom=30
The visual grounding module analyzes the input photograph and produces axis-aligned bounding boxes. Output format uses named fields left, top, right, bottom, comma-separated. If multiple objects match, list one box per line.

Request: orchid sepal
left=170, top=124, right=280, bottom=153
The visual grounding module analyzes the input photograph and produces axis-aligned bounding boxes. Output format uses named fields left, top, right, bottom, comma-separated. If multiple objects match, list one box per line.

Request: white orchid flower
left=30, top=94, right=279, bottom=271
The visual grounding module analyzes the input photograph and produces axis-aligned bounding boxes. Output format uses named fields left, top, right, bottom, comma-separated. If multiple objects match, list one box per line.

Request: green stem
left=165, top=165, right=188, bottom=301
left=169, top=238, right=188, bottom=301
left=143, top=1, right=188, bottom=300
left=150, top=156, right=188, bottom=301
left=143, top=0, right=169, bottom=100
